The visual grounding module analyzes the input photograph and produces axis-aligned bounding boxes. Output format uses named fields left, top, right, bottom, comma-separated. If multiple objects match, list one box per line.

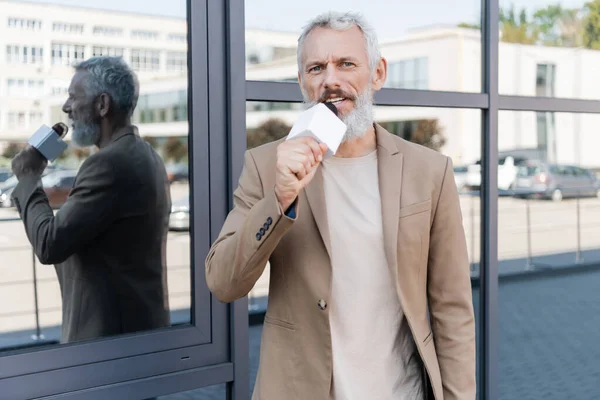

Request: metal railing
left=461, top=187, right=600, bottom=277
left=0, top=216, right=193, bottom=350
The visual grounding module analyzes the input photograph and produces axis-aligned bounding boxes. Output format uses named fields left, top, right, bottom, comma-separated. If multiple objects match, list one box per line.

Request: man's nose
left=323, top=65, right=342, bottom=90
left=62, top=101, right=70, bottom=114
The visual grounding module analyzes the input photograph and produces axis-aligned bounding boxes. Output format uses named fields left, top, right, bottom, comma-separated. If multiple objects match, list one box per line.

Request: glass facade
left=1, top=0, right=599, bottom=399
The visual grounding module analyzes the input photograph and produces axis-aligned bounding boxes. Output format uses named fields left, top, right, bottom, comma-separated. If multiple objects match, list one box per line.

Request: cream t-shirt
left=321, top=151, right=423, bottom=400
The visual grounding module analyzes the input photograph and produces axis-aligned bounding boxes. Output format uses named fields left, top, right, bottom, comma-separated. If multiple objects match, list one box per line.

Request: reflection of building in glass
left=245, top=25, right=600, bottom=170
left=0, top=0, right=187, bottom=154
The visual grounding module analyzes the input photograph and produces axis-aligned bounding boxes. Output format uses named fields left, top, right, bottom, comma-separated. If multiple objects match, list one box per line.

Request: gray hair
left=297, top=11, right=381, bottom=75
left=74, top=56, right=139, bottom=118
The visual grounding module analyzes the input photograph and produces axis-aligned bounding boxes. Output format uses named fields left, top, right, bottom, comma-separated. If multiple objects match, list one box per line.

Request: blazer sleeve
left=205, top=150, right=296, bottom=303
left=427, top=157, right=477, bottom=400
left=11, top=154, right=119, bottom=265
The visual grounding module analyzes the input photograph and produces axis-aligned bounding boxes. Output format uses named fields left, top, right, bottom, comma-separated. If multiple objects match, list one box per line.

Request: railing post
left=470, top=192, right=476, bottom=274
left=576, top=195, right=583, bottom=264
left=525, top=196, right=534, bottom=270
left=31, top=249, right=43, bottom=341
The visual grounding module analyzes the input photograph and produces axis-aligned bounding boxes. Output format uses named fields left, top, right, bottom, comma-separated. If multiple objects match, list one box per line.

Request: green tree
left=247, top=118, right=291, bottom=149
left=409, top=119, right=446, bottom=152
left=163, top=137, right=188, bottom=163
left=500, top=5, right=538, bottom=44
left=584, top=0, right=600, bottom=49
left=457, top=22, right=480, bottom=30
left=1, top=142, right=25, bottom=159
left=533, top=5, right=583, bottom=47
left=143, top=136, right=159, bottom=149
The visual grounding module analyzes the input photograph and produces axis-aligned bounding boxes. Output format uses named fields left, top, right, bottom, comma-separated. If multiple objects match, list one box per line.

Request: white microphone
left=28, top=123, right=69, bottom=162
left=285, top=102, right=346, bottom=158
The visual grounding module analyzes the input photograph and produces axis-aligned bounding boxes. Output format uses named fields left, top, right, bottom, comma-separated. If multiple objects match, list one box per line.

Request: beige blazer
left=206, top=124, right=476, bottom=400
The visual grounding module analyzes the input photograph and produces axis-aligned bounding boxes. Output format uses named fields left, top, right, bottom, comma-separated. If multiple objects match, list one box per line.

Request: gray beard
left=304, top=86, right=374, bottom=142
left=71, top=120, right=100, bottom=147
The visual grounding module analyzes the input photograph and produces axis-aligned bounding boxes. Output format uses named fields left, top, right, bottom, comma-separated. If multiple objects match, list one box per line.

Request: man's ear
left=371, top=57, right=388, bottom=91
left=97, top=93, right=111, bottom=118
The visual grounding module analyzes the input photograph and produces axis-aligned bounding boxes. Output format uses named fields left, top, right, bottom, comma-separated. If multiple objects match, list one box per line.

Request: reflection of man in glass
left=206, top=12, right=475, bottom=400
left=10, top=57, right=171, bottom=343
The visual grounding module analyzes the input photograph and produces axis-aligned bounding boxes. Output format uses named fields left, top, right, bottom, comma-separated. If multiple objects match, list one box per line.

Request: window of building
left=52, top=22, right=84, bottom=34
left=51, top=43, right=85, bottom=66
left=167, top=52, right=187, bottom=72
left=8, top=18, right=41, bottom=30
left=92, top=46, right=124, bottom=57
left=168, top=33, right=186, bottom=42
left=385, top=57, right=429, bottom=90
left=536, top=111, right=556, bottom=162
left=130, top=49, right=160, bottom=71
left=132, top=30, right=159, bottom=40
left=30, top=111, right=44, bottom=125
left=93, top=26, right=123, bottom=36
left=134, top=89, right=187, bottom=124
left=6, top=45, right=44, bottom=64
left=536, top=63, right=556, bottom=97
left=6, top=79, right=45, bottom=97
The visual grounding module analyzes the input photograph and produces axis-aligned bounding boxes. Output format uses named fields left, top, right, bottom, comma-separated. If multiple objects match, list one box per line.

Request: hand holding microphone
left=274, top=102, right=346, bottom=211
left=275, top=137, right=328, bottom=211
left=11, top=122, right=69, bottom=180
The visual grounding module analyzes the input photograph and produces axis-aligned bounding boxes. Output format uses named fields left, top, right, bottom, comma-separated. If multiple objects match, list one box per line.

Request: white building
left=246, top=25, right=600, bottom=169
left=0, top=0, right=188, bottom=146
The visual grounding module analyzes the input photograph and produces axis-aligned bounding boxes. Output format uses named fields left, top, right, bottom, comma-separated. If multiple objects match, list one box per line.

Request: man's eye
left=342, top=62, right=354, bottom=67
left=309, top=65, right=321, bottom=72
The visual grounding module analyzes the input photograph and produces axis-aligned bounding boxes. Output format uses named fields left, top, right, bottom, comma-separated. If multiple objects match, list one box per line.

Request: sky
left=15, top=0, right=591, bottom=41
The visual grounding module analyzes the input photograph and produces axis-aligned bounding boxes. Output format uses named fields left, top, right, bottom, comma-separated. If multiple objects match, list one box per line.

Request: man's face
left=62, top=70, right=101, bottom=147
left=298, top=26, right=386, bottom=139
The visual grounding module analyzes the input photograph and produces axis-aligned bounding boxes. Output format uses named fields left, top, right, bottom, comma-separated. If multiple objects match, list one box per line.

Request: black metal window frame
left=0, top=1, right=249, bottom=399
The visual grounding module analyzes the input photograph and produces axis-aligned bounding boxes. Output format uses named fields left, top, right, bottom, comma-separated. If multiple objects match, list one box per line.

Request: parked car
left=453, top=165, right=469, bottom=193
left=169, top=195, right=189, bottom=231
left=0, top=168, right=65, bottom=208
left=0, top=168, right=12, bottom=183
left=166, top=163, right=189, bottom=184
left=466, top=155, right=528, bottom=191
left=41, top=170, right=78, bottom=209
left=513, top=161, right=600, bottom=201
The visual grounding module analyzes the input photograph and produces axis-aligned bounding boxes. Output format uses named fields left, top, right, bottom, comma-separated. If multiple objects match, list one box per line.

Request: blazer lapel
left=376, top=125, right=403, bottom=279
left=304, top=167, right=332, bottom=259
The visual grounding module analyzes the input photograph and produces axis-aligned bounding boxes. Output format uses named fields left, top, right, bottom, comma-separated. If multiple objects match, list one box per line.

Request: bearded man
left=11, top=56, right=171, bottom=343
left=206, top=11, right=476, bottom=400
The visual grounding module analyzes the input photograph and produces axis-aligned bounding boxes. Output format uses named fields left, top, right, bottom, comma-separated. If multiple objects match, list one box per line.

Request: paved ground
left=159, top=269, right=600, bottom=400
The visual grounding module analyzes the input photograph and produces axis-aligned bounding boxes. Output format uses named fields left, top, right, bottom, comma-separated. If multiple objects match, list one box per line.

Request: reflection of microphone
left=285, top=102, right=347, bottom=158
left=28, top=123, right=69, bottom=162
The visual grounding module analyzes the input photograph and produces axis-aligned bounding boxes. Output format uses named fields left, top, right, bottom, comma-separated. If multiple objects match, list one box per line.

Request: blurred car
left=0, top=168, right=12, bottom=183
left=166, top=163, right=189, bottom=184
left=513, top=161, right=600, bottom=201
left=169, top=195, right=189, bottom=231
left=466, top=155, right=528, bottom=191
left=41, top=170, right=77, bottom=209
left=453, top=165, right=469, bottom=193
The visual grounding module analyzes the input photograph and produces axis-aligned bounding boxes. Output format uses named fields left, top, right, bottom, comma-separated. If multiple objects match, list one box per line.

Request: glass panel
left=499, top=110, right=600, bottom=399
left=157, top=384, right=226, bottom=399
left=245, top=0, right=482, bottom=93
left=499, top=0, right=600, bottom=99
left=0, top=0, right=191, bottom=353
left=245, top=100, right=481, bottom=397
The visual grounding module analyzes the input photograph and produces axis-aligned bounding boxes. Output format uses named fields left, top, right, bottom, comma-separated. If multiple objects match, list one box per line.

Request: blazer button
left=318, top=299, right=327, bottom=310
left=255, top=232, right=261, bottom=241
left=259, top=227, right=266, bottom=236
left=263, top=222, right=269, bottom=230
left=267, top=217, right=273, bottom=225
